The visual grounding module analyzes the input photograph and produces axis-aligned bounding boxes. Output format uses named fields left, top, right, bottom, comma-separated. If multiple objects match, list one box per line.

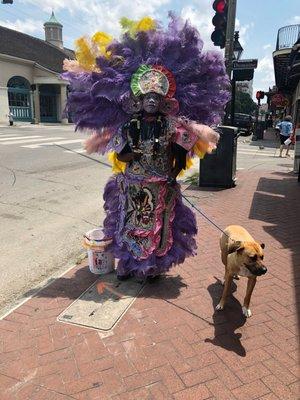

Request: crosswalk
left=0, top=131, right=293, bottom=159
left=237, top=143, right=279, bottom=157
left=237, top=143, right=295, bottom=158
left=0, top=131, right=84, bottom=151
left=23, top=139, right=84, bottom=149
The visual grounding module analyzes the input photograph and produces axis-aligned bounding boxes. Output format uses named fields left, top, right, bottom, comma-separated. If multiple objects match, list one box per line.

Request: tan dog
left=216, top=225, right=267, bottom=317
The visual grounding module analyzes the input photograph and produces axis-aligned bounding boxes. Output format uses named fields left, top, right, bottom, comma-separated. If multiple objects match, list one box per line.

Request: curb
left=0, top=252, right=88, bottom=320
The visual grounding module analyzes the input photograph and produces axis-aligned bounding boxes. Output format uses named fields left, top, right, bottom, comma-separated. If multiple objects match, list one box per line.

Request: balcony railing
left=276, top=25, right=300, bottom=50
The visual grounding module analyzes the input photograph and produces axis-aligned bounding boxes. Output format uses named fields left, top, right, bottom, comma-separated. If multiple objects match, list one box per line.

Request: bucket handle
left=83, top=235, right=112, bottom=243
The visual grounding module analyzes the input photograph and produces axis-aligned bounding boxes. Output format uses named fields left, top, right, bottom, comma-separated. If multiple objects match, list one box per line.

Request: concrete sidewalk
left=0, top=168, right=299, bottom=399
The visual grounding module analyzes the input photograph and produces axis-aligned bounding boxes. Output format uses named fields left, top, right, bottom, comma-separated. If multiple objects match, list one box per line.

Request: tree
left=235, top=91, right=257, bottom=115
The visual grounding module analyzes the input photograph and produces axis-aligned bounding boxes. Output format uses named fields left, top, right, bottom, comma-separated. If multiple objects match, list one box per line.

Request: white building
left=236, top=80, right=253, bottom=97
left=0, top=12, right=74, bottom=124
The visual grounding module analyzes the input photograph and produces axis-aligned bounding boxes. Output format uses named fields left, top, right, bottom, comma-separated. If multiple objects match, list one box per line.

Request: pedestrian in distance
left=276, top=115, right=293, bottom=157
left=7, top=111, right=14, bottom=126
left=266, top=114, right=273, bottom=130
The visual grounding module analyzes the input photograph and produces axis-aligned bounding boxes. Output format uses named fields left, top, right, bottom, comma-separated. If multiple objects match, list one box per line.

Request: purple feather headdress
left=63, top=13, right=230, bottom=136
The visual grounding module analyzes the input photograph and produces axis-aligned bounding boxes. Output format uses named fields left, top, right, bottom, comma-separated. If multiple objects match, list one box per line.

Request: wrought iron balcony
left=274, top=25, right=300, bottom=90
left=288, top=43, right=300, bottom=83
left=276, top=24, right=300, bottom=50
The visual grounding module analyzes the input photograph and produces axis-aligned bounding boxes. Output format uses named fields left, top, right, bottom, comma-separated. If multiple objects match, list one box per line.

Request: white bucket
left=83, top=228, right=114, bottom=275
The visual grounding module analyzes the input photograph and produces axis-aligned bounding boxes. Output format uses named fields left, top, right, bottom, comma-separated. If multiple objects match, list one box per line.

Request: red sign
left=271, top=94, right=289, bottom=107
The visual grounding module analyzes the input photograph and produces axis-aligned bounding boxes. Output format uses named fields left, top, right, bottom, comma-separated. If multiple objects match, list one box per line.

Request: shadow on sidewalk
left=23, top=268, right=188, bottom=303
left=249, top=172, right=300, bottom=331
left=205, top=277, right=247, bottom=357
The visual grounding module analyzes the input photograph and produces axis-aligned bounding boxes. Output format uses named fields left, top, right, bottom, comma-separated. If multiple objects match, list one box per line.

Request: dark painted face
left=142, top=92, right=162, bottom=114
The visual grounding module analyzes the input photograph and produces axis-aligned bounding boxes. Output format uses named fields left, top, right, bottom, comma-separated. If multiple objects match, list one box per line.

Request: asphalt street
left=0, top=123, right=112, bottom=316
left=0, top=124, right=294, bottom=315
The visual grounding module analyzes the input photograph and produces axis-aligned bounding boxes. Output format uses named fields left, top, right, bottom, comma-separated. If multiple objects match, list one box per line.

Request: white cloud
left=257, top=55, right=274, bottom=83
left=20, top=0, right=172, bottom=37
left=289, top=15, right=300, bottom=24
left=180, top=2, right=222, bottom=52
left=263, top=44, right=272, bottom=50
left=0, top=18, right=43, bottom=35
left=178, top=8, right=254, bottom=53
left=235, top=18, right=254, bottom=47
left=252, top=53, right=275, bottom=100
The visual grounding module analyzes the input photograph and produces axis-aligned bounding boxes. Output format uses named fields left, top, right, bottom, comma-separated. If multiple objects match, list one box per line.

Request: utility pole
left=224, top=0, right=237, bottom=78
left=230, top=76, right=236, bottom=126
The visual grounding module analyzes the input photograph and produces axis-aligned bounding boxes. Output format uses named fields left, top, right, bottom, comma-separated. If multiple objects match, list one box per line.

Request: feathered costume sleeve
left=62, top=13, right=230, bottom=173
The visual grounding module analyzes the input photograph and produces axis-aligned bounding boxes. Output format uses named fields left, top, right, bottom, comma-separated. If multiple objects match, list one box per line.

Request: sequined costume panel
left=103, top=116, right=197, bottom=277
left=125, top=117, right=175, bottom=179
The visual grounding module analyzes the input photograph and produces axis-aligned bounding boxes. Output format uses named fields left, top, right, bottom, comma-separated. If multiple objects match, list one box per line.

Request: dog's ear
left=260, top=243, right=265, bottom=249
left=228, top=241, right=244, bottom=254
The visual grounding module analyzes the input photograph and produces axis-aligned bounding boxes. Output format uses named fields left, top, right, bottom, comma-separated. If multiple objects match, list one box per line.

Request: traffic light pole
left=224, top=0, right=237, bottom=77
left=230, top=77, right=236, bottom=126
left=253, top=98, right=261, bottom=141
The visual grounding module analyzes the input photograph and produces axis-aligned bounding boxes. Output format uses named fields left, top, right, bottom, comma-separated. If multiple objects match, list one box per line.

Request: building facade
left=273, top=24, right=300, bottom=121
left=236, top=80, right=253, bottom=97
left=273, top=24, right=300, bottom=173
left=0, top=12, right=74, bottom=124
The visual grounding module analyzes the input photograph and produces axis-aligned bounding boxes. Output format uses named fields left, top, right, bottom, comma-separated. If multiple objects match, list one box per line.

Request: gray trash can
left=252, top=121, right=265, bottom=141
left=199, top=126, right=238, bottom=188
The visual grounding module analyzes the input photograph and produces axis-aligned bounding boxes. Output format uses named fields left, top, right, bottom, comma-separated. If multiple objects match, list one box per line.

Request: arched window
left=7, top=76, right=30, bottom=90
left=7, top=76, right=32, bottom=121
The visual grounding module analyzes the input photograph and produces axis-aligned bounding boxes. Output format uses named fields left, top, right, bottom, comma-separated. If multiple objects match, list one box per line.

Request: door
left=39, top=84, right=59, bottom=123
left=40, top=93, right=58, bottom=122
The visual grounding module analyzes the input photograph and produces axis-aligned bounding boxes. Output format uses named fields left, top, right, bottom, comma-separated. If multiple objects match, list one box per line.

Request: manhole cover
left=57, top=273, right=145, bottom=330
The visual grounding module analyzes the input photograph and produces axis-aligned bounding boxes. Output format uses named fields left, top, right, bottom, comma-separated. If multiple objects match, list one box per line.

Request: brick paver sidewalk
left=0, top=169, right=299, bottom=399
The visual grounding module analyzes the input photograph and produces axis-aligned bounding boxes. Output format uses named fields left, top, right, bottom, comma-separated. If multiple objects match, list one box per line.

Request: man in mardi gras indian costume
left=63, top=15, right=230, bottom=280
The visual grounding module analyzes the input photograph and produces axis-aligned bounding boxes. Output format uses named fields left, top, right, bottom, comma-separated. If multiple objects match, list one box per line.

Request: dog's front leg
left=242, top=277, right=257, bottom=317
left=216, top=272, right=233, bottom=311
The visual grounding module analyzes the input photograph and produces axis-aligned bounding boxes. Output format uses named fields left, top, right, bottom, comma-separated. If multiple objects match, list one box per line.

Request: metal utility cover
left=58, top=273, right=145, bottom=331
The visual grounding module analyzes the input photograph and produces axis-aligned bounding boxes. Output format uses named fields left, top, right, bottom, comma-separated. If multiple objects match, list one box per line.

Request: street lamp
left=233, top=31, right=243, bottom=60
left=230, top=32, right=244, bottom=126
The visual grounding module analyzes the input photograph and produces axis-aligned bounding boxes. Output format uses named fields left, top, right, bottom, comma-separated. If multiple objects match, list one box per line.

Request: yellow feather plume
left=107, top=152, right=126, bottom=174
left=74, top=17, right=155, bottom=71
left=74, top=37, right=96, bottom=72
left=74, top=31, right=113, bottom=71
left=193, top=140, right=209, bottom=159
left=92, top=31, right=113, bottom=59
left=178, top=157, right=194, bottom=177
left=120, top=16, right=156, bottom=37
left=135, top=17, right=156, bottom=32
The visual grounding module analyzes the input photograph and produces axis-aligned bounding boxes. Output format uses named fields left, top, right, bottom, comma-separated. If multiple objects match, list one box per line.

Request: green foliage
left=184, top=173, right=199, bottom=186
left=235, top=91, right=257, bottom=115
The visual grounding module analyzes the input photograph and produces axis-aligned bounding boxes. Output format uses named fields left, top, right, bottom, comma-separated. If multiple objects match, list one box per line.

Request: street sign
left=271, top=93, right=289, bottom=107
left=233, top=68, right=254, bottom=81
left=233, top=59, right=258, bottom=70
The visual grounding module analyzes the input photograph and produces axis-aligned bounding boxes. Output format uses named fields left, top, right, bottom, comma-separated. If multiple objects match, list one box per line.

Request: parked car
left=225, top=113, right=254, bottom=136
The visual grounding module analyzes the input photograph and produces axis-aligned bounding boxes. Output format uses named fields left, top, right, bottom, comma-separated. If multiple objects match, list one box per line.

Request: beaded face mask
left=131, top=65, right=176, bottom=98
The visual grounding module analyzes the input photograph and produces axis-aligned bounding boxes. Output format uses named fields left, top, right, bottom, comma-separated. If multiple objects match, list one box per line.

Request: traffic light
left=211, top=0, right=228, bottom=49
left=1, top=0, right=14, bottom=3
left=256, top=91, right=265, bottom=100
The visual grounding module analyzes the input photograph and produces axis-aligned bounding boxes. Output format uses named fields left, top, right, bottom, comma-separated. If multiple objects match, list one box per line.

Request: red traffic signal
left=256, top=91, right=265, bottom=100
left=213, top=0, right=226, bottom=13
left=211, top=0, right=228, bottom=49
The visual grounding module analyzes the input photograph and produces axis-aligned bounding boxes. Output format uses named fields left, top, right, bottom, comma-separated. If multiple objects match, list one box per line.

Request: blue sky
left=1, top=0, right=300, bottom=100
